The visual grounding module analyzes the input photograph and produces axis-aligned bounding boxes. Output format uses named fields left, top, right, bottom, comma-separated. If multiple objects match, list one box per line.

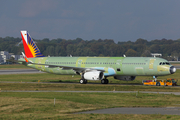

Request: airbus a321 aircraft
left=19, top=31, right=176, bottom=84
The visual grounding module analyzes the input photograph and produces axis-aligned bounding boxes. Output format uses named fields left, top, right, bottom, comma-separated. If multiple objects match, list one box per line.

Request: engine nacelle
left=83, top=71, right=104, bottom=80
left=114, top=76, right=136, bottom=81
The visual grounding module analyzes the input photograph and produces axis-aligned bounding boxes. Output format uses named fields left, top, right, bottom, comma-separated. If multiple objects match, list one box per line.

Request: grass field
left=0, top=70, right=180, bottom=92
left=0, top=65, right=180, bottom=119
left=1, top=92, right=180, bottom=119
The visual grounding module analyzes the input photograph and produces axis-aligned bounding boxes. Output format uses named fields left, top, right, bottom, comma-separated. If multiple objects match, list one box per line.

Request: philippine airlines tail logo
left=21, top=31, right=44, bottom=58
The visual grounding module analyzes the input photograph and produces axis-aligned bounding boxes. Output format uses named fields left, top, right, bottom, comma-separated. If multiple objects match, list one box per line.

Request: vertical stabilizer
left=20, top=31, right=44, bottom=58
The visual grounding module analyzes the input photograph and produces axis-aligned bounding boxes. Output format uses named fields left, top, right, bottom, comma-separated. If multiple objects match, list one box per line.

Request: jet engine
left=83, top=71, right=104, bottom=80
left=114, top=76, right=136, bottom=81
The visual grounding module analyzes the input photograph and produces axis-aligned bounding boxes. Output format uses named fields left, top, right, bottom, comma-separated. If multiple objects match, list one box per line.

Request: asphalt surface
left=175, top=66, right=180, bottom=69
left=76, top=107, right=180, bottom=115
left=1, top=90, right=180, bottom=95
left=0, top=69, right=44, bottom=74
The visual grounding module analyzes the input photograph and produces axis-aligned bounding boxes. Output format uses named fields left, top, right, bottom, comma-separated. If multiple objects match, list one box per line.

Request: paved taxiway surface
left=0, top=69, right=44, bottom=74
left=175, top=66, right=180, bottom=69
left=1, top=90, right=180, bottom=95
left=76, top=107, right=180, bottom=115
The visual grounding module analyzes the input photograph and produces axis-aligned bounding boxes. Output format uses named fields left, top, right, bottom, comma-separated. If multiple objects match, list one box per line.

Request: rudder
left=20, top=31, right=44, bottom=58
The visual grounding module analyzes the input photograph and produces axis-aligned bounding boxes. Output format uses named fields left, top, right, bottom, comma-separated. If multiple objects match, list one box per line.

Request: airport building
left=0, top=51, right=23, bottom=63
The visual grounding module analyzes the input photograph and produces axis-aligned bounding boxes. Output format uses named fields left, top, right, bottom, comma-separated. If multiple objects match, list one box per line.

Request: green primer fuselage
left=23, top=56, right=172, bottom=77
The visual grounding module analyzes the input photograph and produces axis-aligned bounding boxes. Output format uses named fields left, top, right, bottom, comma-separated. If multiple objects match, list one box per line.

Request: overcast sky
left=1, top=0, right=180, bottom=42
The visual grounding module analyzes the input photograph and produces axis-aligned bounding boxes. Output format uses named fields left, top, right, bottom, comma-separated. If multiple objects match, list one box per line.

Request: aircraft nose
left=170, top=66, right=176, bottom=74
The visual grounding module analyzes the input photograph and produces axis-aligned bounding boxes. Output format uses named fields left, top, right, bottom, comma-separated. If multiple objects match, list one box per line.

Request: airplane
left=19, top=31, right=176, bottom=84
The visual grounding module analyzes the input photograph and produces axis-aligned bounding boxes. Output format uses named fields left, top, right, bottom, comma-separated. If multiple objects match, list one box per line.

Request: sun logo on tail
left=21, top=31, right=44, bottom=58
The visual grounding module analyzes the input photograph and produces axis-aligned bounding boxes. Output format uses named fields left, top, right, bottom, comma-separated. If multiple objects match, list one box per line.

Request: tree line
left=0, top=36, right=180, bottom=61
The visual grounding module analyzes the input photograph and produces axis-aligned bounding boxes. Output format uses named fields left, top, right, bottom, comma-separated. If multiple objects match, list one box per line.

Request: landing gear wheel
left=80, top=79, right=87, bottom=84
left=101, top=79, right=105, bottom=84
left=156, top=82, right=161, bottom=86
left=105, top=79, right=109, bottom=84
left=80, top=79, right=84, bottom=84
left=84, top=79, right=87, bottom=84
left=101, top=79, right=109, bottom=84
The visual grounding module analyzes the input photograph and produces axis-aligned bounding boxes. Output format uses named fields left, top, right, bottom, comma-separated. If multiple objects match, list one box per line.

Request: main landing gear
left=101, top=78, right=109, bottom=84
left=79, top=77, right=109, bottom=84
left=79, top=79, right=87, bottom=84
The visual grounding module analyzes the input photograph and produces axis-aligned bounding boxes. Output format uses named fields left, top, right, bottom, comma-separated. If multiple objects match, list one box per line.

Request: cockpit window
left=166, top=62, right=170, bottom=65
left=159, top=62, right=171, bottom=65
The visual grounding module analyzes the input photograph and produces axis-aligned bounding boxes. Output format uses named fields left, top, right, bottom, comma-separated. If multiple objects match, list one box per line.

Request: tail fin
left=20, top=31, right=44, bottom=58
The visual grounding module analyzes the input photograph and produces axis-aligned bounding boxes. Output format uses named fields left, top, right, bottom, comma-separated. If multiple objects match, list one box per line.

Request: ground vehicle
left=142, top=78, right=177, bottom=86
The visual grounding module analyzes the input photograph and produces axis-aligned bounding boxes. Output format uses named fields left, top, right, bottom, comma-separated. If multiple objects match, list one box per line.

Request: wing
left=24, top=61, right=105, bottom=73
left=19, top=52, right=105, bottom=73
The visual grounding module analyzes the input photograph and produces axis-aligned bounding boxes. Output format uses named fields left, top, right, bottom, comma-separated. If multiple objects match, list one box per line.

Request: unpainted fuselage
left=22, top=56, right=174, bottom=77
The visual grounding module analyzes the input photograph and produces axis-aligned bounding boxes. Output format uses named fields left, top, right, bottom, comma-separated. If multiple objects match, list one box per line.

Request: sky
left=1, top=0, right=180, bottom=42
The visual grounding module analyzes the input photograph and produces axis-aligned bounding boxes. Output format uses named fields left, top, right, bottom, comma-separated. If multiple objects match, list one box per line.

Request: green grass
left=0, top=69, right=180, bottom=92
left=0, top=92, right=180, bottom=119
left=1, top=82, right=180, bottom=92
left=0, top=65, right=180, bottom=119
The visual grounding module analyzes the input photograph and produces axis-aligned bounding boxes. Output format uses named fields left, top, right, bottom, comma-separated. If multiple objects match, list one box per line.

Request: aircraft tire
left=80, top=79, right=84, bottom=84
left=101, top=79, right=109, bottom=84
left=156, top=82, right=160, bottom=86
left=80, top=79, right=87, bottom=84
left=105, top=79, right=109, bottom=84
left=101, top=79, right=105, bottom=84
left=84, top=79, right=87, bottom=84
